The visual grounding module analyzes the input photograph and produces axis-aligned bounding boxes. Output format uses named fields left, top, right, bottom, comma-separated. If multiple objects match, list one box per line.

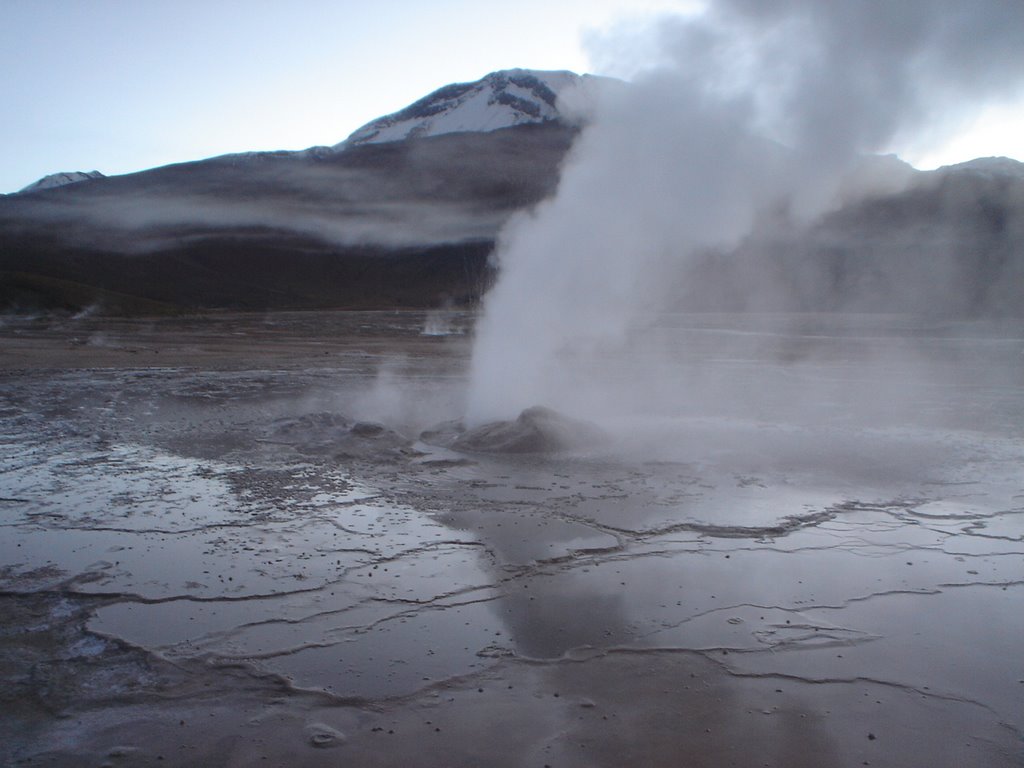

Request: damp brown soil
left=1, top=310, right=1023, bottom=767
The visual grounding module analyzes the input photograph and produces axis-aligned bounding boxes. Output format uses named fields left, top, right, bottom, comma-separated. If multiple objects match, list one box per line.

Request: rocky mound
left=443, top=406, right=606, bottom=454
left=268, top=412, right=413, bottom=459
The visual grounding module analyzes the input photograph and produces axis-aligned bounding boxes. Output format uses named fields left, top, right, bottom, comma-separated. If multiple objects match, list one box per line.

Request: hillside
left=1, top=65, right=1022, bottom=318
left=0, top=121, right=575, bottom=313
left=676, top=157, right=1024, bottom=317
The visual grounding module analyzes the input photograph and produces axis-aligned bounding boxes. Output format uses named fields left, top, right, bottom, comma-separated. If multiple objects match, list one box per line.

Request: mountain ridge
left=12, top=69, right=597, bottom=197
left=2, top=71, right=1022, bottom=317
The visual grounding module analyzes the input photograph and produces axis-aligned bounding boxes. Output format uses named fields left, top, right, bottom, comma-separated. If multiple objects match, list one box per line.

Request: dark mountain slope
left=0, top=122, right=575, bottom=313
left=2, top=65, right=1021, bottom=319
left=674, top=159, right=1024, bottom=317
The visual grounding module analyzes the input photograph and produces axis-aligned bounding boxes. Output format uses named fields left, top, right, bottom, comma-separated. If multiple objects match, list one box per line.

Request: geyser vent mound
left=428, top=406, right=606, bottom=454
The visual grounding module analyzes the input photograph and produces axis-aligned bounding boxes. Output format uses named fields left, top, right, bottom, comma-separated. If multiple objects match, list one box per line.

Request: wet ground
left=1, top=310, right=1022, bottom=767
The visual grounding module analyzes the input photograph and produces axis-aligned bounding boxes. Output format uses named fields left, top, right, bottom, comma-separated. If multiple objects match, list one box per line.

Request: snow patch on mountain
left=19, top=170, right=105, bottom=194
left=339, top=69, right=603, bottom=148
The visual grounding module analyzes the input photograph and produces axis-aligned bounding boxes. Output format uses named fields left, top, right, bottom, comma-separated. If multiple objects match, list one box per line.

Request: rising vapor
left=465, top=0, right=1024, bottom=424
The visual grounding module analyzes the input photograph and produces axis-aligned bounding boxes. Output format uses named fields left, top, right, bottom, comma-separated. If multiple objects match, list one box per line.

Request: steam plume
left=466, top=0, right=1024, bottom=424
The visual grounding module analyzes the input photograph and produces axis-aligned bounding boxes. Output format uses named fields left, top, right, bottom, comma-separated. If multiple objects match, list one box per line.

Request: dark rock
left=450, top=406, right=606, bottom=454
left=268, top=413, right=411, bottom=458
left=350, top=421, right=386, bottom=437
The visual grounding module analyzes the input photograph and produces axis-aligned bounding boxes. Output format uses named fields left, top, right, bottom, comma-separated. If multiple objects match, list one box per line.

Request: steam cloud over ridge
left=466, top=0, right=1024, bottom=424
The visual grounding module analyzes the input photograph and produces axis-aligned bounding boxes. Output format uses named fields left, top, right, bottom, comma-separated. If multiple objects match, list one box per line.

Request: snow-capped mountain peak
left=339, top=69, right=601, bottom=148
left=19, top=170, right=105, bottom=194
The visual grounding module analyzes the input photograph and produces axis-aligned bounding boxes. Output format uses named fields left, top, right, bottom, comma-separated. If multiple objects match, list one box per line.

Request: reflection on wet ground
left=1, top=310, right=1022, bottom=766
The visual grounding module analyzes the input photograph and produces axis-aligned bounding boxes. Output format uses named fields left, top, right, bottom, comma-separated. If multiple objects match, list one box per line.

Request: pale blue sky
left=2, top=0, right=1022, bottom=193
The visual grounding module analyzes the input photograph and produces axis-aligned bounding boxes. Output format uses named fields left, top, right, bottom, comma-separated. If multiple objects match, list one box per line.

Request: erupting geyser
left=464, top=0, right=1024, bottom=428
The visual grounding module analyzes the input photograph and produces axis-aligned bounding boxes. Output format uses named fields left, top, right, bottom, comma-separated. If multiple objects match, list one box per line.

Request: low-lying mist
left=465, top=0, right=1024, bottom=446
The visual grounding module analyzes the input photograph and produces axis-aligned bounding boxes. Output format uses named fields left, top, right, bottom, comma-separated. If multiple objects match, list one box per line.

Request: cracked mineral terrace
left=1, top=310, right=1022, bottom=767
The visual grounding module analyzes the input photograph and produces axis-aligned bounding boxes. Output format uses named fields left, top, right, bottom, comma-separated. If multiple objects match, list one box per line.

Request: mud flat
left=1, top=310, right=1023, bottom=767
